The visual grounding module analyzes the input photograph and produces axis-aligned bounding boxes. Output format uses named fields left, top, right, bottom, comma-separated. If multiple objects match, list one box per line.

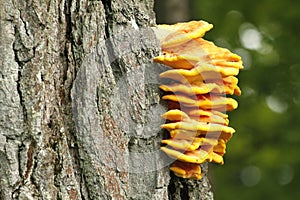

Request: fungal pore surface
left=153, top=20, right=243, bottom=180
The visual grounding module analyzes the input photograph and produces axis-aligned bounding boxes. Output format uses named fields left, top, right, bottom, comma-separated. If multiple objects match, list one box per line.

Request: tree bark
left=0, top=0, right=213, bottom=199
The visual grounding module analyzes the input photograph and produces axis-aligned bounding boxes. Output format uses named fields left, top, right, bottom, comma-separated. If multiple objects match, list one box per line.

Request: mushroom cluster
left=153, top=21, right=243, bottom=179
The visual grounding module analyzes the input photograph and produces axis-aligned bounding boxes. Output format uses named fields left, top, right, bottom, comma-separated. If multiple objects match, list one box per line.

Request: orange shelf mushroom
left=153, top=20, right=243, bottom=180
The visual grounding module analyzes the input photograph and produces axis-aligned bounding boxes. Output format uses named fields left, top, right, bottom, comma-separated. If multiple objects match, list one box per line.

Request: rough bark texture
left=0, top=0, right=213, bottom=199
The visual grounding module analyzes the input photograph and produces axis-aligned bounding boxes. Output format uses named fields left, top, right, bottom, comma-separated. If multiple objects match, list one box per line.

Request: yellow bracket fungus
left=152, top=20, right=213, bottom=48
left=153, top=20, right=243, bottom=179
left=170, top=161, right=202, bottom=180
left=162, top=94, right=238, bottom=111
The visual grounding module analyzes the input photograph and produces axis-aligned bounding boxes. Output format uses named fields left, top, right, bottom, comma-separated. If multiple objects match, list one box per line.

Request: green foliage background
left=156, top=0, right=300, bottom=199
left=191, top=0, right=300, bottom=199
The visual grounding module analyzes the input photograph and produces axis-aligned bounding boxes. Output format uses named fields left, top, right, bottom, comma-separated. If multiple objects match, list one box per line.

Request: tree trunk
left=0, top=0, right=213, bottom=199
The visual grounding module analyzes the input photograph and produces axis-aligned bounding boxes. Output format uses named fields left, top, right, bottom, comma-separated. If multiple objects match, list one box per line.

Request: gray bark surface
left=0, top=0, right=213, bottom=199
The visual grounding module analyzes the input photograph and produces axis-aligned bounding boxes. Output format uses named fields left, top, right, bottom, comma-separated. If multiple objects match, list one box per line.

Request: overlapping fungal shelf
left=153, top=21, right=243, bottom=179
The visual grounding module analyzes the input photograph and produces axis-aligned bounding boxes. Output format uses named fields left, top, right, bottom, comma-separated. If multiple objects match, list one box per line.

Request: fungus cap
left=155, top=38, right=243, bottom=70
left=170, top=161, right=202, bottom=180
left=152, top=20, right=213, bottom=48
left=160, top=120, right=236, bottom=134
left=162, top=94, right=238, bottom=111
left=161, top=137, right=218, bottom=151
